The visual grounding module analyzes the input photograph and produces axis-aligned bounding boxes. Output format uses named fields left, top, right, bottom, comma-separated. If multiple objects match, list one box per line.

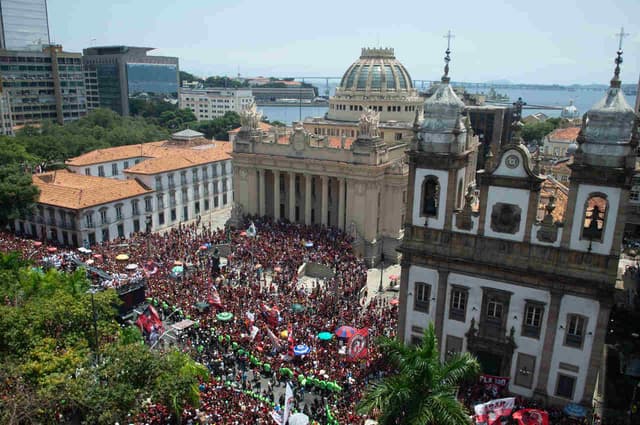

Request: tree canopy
left=358, top=323, right=480, bottom=425
left=179, top=70, right=199, bottom=83
left=0, top=253, right=208, bottom=424
left=522, top=117, right=564, bottom=145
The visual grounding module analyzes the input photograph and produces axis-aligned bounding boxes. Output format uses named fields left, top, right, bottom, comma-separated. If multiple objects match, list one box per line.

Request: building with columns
left=398, top=47, right=637, bottom=407
left=303, top=47, right=423, bottom=145
left=231, top=103, right=408, bottom=262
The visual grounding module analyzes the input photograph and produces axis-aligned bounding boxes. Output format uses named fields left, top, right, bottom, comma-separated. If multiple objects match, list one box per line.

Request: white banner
left=474, top=397, right=516, bottom=425
left=283, top=382, right=294, bottom=424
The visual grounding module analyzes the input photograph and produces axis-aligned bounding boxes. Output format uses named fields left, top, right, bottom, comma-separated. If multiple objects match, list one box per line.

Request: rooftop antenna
left=611, top=26, right=629, bottom=88
left=442, top=30, right=455, bottom=83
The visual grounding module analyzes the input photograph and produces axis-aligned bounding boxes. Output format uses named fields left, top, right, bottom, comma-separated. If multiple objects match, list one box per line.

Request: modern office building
left=0, top=0, right=50, bottom=51
left=398, top=47, right=635, bottom=406
left=0, top=86, right=13, bottom=134
left=82, top=46, right=179, bottom=116
left=0, top=45, right=88, bottom=125
left=179, top=87, right=254, bottom=121
left=83, top=66, right=100, bottom=111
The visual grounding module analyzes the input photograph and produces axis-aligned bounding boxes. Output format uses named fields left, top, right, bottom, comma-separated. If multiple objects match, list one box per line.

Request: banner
left=479, top=374, right=510, bottom=388
left=474, top=397, right=516, bottom=425
left=283, top=383, right=294, bottom=425
left=347, top=328, right=368, bottom=360
left=512, top=409, right=549, bottom=425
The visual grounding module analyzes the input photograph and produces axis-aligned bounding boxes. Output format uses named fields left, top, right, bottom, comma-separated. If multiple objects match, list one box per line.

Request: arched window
left=581, top=193, right=608, bottom=241
left=421, top=176, right=440, bottom=217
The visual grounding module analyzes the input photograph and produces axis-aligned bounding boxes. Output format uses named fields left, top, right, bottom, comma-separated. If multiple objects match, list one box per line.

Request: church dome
left=339, top=48, right=413, bottom=92
left=561, top=100, right=578, bottom=119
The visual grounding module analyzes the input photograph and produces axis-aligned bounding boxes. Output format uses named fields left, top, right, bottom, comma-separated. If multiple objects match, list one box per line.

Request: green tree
left=522, top=118, right=565, bottom=145
left=0, top=164, right=39, bottom=227
left=193, top=111, right=241, bottom=140
left=358, top=323, right=480, bottom=425
left=204, top=76, right=248, bottom=88
left=0, top=255, right=209, bottom=424
left=179, top=70, right=199, bottom=83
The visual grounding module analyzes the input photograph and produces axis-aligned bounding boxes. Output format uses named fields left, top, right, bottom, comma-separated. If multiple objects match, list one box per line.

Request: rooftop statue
left=239, top=102, right=262, bottom=131
left=359, top=108, right=380, bottom=139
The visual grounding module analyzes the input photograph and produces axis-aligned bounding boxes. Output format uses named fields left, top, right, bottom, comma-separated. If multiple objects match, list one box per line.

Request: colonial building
left=398, top=46, right=637, bottom=407
left=303, top=47, right=423, bottom=145
left=231, top=103, right=408, bottom=262
left=543, top=127, right=580, bottom=159
left=17, top=130, right=233, bottom=246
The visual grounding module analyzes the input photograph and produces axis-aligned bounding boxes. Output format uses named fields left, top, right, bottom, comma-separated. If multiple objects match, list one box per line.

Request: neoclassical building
left=231, top=103, right=408, bottom=261
left=303, top=47, right=423, bottom=144
left=398, top=48, right=637, bottom=407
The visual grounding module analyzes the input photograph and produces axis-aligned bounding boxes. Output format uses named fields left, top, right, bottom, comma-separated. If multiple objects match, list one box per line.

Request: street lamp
left=87, top=286, right=100, bottom=363
left=145, top=215, right=152, bottom=259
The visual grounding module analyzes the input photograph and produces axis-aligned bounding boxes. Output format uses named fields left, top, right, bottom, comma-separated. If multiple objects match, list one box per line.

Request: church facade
left=398, top=47, right=637, bottom=407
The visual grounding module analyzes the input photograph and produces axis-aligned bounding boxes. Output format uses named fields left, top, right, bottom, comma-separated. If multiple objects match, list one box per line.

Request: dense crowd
left=3, top=217, right=398, bottom=424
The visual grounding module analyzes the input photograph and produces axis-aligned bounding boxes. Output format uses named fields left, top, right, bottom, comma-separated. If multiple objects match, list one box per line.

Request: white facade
left=68, top=156, right=148, bottom=180
left=127, top=160, right=233, bottom=230
left=179, top=87, right=254, bottom=121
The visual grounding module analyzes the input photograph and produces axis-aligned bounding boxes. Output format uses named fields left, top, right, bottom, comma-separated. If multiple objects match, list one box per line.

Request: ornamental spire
left=611, top=26, right=629, bottom=88
left=442, top=30, right=454, bottom=83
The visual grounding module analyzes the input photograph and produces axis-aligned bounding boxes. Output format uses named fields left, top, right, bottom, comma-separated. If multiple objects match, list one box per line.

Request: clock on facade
left=505, top=154, right=520, bottom=169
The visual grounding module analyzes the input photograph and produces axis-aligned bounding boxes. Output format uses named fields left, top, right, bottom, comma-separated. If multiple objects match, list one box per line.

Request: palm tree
left=358, top=322, right=480, bottom=425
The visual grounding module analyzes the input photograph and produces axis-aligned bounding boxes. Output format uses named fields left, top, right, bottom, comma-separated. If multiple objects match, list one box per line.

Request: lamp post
left=145, top=215, right=152, bottom=259
left=87, top=286, right=100, bottom=363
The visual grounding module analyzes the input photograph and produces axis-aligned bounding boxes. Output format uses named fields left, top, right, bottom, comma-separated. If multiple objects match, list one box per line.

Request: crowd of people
left=3, top=217, right=398, bottom=424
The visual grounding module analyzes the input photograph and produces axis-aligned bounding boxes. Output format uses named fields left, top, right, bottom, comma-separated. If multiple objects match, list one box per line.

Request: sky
left=48, top=0, right=640, bottom=85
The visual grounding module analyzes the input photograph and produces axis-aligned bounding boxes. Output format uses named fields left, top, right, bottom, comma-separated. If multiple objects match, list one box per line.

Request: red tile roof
left=548, top=127, right=580, bottom=142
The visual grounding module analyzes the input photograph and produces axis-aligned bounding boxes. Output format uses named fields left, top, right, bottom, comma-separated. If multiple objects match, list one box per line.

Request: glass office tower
left=0, top=0, right=50, bottom=51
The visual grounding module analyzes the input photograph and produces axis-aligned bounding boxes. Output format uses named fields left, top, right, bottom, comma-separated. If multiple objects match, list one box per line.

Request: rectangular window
left=222, top=193, right=228, bottom=205
left=449, top=287, right=468, bottom=322
left=414, top=282, right=431, bottom=313
left=133, top=219, right=140, bottom=233
left=145, top=198, right=152, bottom=212
left=445, top=335, right=463, bottom=360
left=157, top=194, right=165, bottom=209
left=168, top=174, right=175, bottom=188
left=395, top=132, right=402, bottom=141
left=112, top=163, right=118, bottom=175
left=85, top=214, right=94, bottom=227
left=88, top=232, right=96, bottom=245
left=117, top=224, right=124, bottom=238
left=555, top=374, right=576, bottom=399
left=565, top=314, right=586, bottom=349
left=195, top=202, right=200, bottom=214
left=192, top=169, right=198, bottom=182
left=123, top=160, right=129, bottom=169
left=170, top=192, right=176, bottom=207
left=204, top=199, right=210, bottom=211
left=181, top=171, right=187, bottom=185
left=183, top=206, right=188, bottom=221
left=182, top=188, right=188, bottom=203
left=222, top=178, right=228, bottom=192
left=214, top=196, right=219, bottom=208
left=514, top=353, right=536, bottom=388
left=522, top=302, right=545, bottom=339
left=487, top=300, right=503, bottom=321
left=115, top=206, right=123, bottom=220
left=100, top=209, right=107, bottom=225
left=132, top=201, right=139, bottom=216
left=98, top=166, right=105, bottom=177
left=155, top=176, right=162, bottom=190
left=85, top=168, right=91, bottom=176
left=170, top=209, right=177, bottom=221
left=202, top=167, right=208, bottom=180
left=158, top=212, right=165, bottom=225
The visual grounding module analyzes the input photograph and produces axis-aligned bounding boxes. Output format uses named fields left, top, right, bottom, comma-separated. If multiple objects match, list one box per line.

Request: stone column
left=258, top=169, right=265, bottom=217
left=304, top=174, right=312, bottom=225
left=321, top=176, right=329, bottom=226
left=338, top=178, right=346, bottom=230
left=273, top=170, right=280, bottom=221
left=289, top=172, right=296, bottom=222
left=534, top=290, right=564, bottom=399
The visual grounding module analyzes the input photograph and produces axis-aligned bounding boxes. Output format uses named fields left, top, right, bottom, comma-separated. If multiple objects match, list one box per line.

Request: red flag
left=209, top=287, right=222, bottom=308
left=136, top=313, right=150, bottom=333
left=512, top=409, right=549, bottom=425
left=347, top=328, right=368, bottom=360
